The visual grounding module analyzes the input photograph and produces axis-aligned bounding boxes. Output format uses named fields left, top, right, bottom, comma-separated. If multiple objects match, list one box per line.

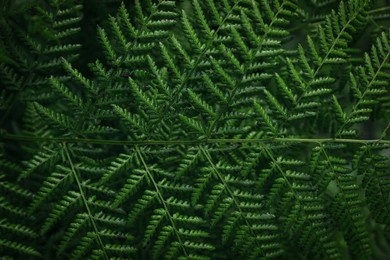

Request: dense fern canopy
left=1, top=0, right=390, bottom=259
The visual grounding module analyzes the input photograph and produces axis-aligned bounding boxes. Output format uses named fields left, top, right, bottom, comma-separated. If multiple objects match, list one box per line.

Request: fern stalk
left=2, top=132, right=390, bottom=145
left=135, top=146, right=189, bottom=257
left=62, top=143, right=109, bottom=260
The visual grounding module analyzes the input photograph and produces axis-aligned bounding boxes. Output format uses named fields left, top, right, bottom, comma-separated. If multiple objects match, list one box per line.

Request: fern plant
left=1, top=0, right=390, bottom=259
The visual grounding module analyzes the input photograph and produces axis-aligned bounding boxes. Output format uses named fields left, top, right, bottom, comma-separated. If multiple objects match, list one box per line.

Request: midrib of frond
left=264, top=148, right=302, bottom=204
left=199, top=145, right=265, bottom=252
left=62, top=143, right=109, bottom=260
left=135, top=146, right=189, bottom=258
left=3, top=131, right=390, bottom=145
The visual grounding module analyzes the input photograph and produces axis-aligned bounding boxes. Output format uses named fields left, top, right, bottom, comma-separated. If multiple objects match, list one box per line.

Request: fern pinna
left=0, top=0, right=389, bottom=259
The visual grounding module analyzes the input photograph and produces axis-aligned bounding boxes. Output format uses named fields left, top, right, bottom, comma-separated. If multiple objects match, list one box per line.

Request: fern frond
left=100, top=153, right=135, bottom=184
left=1, top=0, right=390, bottom=258
left=0, top=239, right=41, bottom=257
left=34, top=102, right=74, bottom=131
left=20, top=145, right=63, bottom=179
left=28, top=165, right=71, bottom=213
left=41, top=190, right=81, bottom=234
left=0, top=0, right=82, bottom=129
left=336, top=30, right=390, bottom=137
left=57, top=212, right=89, bottom=256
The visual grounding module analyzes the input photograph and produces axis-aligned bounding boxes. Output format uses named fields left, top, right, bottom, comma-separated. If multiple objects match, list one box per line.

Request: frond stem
left=62, top=143, right=109, bottom=260
left=199, top=145, right=263, bottom=250
left=2, top=132, right=389, bottom=146
left=135, top=146, right=188, bottom=257
left=368, top=6, right=390, bottom=14
left=263, top=148, right=302, bottom=205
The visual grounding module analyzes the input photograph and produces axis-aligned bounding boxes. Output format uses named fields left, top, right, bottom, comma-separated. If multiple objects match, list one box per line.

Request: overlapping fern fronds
left=0, top=0, right=389, bottom=259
